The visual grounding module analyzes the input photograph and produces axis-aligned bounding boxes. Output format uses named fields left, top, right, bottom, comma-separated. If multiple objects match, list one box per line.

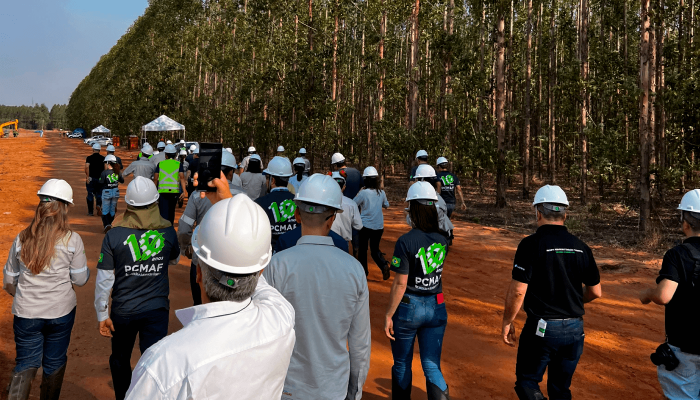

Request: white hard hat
left=414, top=164, right=436, bottom=179
left=125, top=176, right=160, bottom=206
left=363, top=166, right=379, bottom=177
left=277, top=146, right=285, bottom=152
left=250, top=154, right=262, bottom=162
left=190, top=144, right=197, bottom=151
left=533, top=185, right=569, bottom=206
left=299, top=148, right=307, bottom=154
left=436, top=157, right=448, bottom=165
left=92, top=143, right=101, bottom=150
left=679, top=189, right=700, bottom=212
left=331, top=152, right=345, bottom=164
left=179, top=149, right=187, bottom=156
left=157, top=141, right=166, bottom=149
left=180, top=139, right=185, bottom=143
left=264, top=156, right=294, bottom=177
left=166, top=140, right=173, bottom=145
left=331, top=170, right=346, bottom=184
left=295, top=174, right=344, bottom=211
left=104, top=155, right=117, bottom=163
left=142, top=144, right=153, bottom=155
left=293, top=157, right=306, bottom=166
left=193, top=146, right=199, bottom=154
left=225, top=147, right=233, bottom=153
left=164, top=144, right=177, bottom=154
left=416, top=149, right=428, bottom=159
left=106, top=145, right=116, bottom=152
left=406, top=181, right=438, bottom=201
left=248, top=146, right=256, bottom=153
left=37, top=179, right=73, bottom=204
left=222, top=151, right=238, bottom=169
left=192, top=196, right=272, bottom=274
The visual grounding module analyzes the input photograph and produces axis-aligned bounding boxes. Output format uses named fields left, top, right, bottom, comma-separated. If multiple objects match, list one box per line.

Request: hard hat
left=414, top=164, right=436, bottom=179
left=249, top=154, right=262, bottom=162
left=331, top=152, right=345, bottom=164
left=406, top=181, right=438, bottom=201
left=299, top=148, right=307, bottom=154
left=92, top=143, right=101, bottom=151
left=416, top=149, right=428, bottom=159
left=164, top=144, right=177, bottom=154
left=180, top=139, right=185, bottom=144
left=106, top=145, right=116, bottom=152
left=157, top=141, right=166, bottom=149
left=225, top=147, right=233, bottom=153
left=125, top=176, right=159, bottom=206
left=166, top=140, right=173, bottom=145
left=293, top=157, right=306, bottom=166
left=192, top=196, right=272, bottom=274
left=189, top=144, right=197, bottom=152
left=363, top=166, right=379, bottom=177
left=533, top=185, right=569, bottom=206
left=193, top=146, right=199, bottom=154
left=104, top=155, right=117, bottom=163
left=264, top=156, right=294, bottom=177
left=679, top=189, right=700, bottom=212
left=222, top=151, right=238, bottom=169
left=331, top=170, right=346, bottom=184
left=248, top=146, right=256, bottom=153
left=142, top=143, right=153, bottom=155
left=295, top=174, right=344, bottom=212
left=37, top=179, right=73, bottom=204
left=277, top=145, right=285, bottom=152
left=179, top=149, right=187, bottom=156
left=436, top=157, right=448, bottom=165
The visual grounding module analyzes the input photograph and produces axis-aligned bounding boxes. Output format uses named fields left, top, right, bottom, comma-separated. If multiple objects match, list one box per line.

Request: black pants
left=158, top=193, right=178, bottom=225
left=190, top=262, right=202, bottom=306
left=358, top=227, right=386, bottom=276
left=109, top=308, right=168, bottom=400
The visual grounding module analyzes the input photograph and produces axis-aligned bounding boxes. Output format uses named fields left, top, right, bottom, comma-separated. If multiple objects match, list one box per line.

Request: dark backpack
left=682, top=243, right=700, bottom=288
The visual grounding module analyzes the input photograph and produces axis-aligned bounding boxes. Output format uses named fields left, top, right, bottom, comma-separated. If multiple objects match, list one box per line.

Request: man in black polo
left=640, top=189, right=700, bottom=399
left=85, top=143, right=105, bottom=216
left=501, top=185, right=602, bottom=400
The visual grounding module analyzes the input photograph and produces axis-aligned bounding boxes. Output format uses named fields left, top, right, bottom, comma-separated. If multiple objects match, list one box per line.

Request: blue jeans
left=391, top=293, right=448, bottom=391
left=445, top=203, right=455, bottom=218
left=102, top=188, right=119, bottom=216
left=13, top=307, right=76, bottom=375
left=658, top=344, right=700, bottom=399
left=515, top=317, right=585, bottom=400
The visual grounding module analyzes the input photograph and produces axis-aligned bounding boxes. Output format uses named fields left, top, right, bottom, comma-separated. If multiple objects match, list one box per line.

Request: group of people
left=7, top=137, right=699, bottom=400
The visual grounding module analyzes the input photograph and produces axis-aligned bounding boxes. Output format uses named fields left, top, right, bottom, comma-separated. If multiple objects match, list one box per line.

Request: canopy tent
left=141, top=115, right=185, bottom=145
left=91, top=125, right=111, bottom=135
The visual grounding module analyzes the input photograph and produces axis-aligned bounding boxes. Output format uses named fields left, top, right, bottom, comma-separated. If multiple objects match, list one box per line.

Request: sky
left=0, top=0, right=148, bottom=108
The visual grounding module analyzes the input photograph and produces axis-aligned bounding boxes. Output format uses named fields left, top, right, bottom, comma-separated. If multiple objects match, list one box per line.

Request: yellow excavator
left=0, top=120, right=18, bottom=137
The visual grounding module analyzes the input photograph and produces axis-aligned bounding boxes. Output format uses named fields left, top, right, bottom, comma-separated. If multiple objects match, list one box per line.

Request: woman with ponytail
left=3, top=179, right=90, bottom=400
left=289, top=157, right=308, bottom=193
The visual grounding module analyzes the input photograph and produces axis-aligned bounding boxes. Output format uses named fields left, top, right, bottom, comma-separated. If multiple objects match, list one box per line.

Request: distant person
left=354, top=166, right=390, bottom=280
left=413, top=165, right=454, bottom=246
left=299, top=147, right=311, bottom=176
left=409, top=150, right=429, bottom=180
left=99, top=155, right=124, bottom=233
left=436, top=157, right=466, bottom=217
left=123, top=145, right=156, bottom=180
left=178, top=149, right=188, bottom=208
left=149, top=142, right=167, bottom=165
left=289, top=158, right=309, bottom=193
left=331, top=152, right=363, bottom=257
left=95, top=177, right=180, bottom=400
left=4, top=180, right=90, bottom=400
left=85, top=143, right=105, bottom=216
left=240, top=155, right=266, bottom=200
left=136, top=143, right=153, bottom=161
left=330, top=171, right=363, bottom=247
left=106, top=145, right=123, bottom=169
left=240, top=146, right=264, bottom=172
left=185, top=145, right=199, bottom=198
left=255, top=157, right=297, bottom=248
left=153, top=144, right=187, bottom=224
left=501, top=185, right=601, bottom=400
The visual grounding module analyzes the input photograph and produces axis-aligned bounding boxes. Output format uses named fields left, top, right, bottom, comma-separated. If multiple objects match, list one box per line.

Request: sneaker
left=103, top=225, right=112, bottom=234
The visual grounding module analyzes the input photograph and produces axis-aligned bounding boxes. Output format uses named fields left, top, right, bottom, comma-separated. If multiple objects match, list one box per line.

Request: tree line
left=0, top=104, right=67, bottom=131
left=66, top=0, right=700, bottom=233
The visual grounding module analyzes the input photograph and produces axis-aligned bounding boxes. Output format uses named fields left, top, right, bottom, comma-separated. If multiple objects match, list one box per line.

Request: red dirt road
left=0, top=134, right=667, bottom=399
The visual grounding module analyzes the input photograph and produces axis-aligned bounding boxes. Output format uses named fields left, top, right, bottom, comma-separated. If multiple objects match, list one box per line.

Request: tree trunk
left=657, top=0, right=666, bottom=199
left=408, top=0, right=421, bottom=132
left=496, top=11, right=507, bottom=208
left=548, top=0, right=557, bottom=183
left=523, top=0, right=533, bottom=199
left=640, top=0, right=652, bottom=232
left=580, top=0, right=589, bottom=204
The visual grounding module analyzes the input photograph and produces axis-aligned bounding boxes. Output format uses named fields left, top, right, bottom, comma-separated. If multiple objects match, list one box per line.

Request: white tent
left=141, top=115, right=185, bottom=144
left=91, top=125, right=111, bottom=134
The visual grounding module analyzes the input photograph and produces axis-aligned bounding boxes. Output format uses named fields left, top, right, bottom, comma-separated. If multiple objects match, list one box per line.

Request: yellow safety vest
left=158, top=159, right=180, bottom=194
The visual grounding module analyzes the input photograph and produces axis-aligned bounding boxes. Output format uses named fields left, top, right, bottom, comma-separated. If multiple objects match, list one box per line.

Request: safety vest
left=138, top=152, right=143, bottom=160
left=158, top=159, right=180, bottom=194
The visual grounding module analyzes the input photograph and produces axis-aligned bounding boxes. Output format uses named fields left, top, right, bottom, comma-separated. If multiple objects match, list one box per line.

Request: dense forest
left=66, top=0, right=700, bottom=233
left=0, top=104, right=68, bottom=131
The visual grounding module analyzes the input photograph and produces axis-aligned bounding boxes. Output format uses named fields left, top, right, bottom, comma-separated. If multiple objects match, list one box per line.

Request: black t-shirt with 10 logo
left=391, top=228, right=449, bottom=295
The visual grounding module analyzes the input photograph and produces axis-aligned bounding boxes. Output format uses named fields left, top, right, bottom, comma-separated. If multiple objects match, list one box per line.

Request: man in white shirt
left=125, top=194, right=296, bottom=400
left=330, top=171, right=363, bottom=244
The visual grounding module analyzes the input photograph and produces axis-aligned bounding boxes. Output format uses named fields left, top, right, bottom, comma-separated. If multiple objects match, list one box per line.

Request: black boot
left=426, top=382, right=450, bottom=400
left=514, top=385, right=547, bottom=400
left=376, top=252, right=391, bottom=280
left=40, top=364, right=66, bottom=400
left=86, top=199, right=93, bottom=216
left=392, top=374, right=411, bottom=400
left=8, top=368, right=37, bottom=400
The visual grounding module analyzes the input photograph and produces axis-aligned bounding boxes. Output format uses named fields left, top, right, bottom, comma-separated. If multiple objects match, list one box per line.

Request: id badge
left=536, top=319, right=547, bottom=337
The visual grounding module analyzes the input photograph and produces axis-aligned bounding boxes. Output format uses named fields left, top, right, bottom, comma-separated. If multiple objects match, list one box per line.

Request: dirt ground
left=0, top=133, right=668, bottom=399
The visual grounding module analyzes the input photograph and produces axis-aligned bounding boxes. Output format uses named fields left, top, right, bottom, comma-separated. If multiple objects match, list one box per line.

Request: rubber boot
left=426, top=382, right=450, bottom=400
left=40, top=364, right=66, bottom=400
left=7, top=368, right=38, bottom=400
left=392, top=373, right=411, bottom=400
left=514, top=385, right=547, bottom=400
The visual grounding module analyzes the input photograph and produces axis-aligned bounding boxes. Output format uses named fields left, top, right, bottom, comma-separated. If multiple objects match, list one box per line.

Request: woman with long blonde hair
left=3, top=179, right=90, bottom=400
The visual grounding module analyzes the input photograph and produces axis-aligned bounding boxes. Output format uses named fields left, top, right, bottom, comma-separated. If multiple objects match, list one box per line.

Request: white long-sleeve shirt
left=331, top=196, right=363, bottom=241
left=125, top=276, right=296, bottom=400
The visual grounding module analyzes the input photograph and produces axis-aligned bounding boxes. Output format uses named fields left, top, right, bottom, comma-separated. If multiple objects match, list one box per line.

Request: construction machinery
left=0, top=120, right=18, bottom=138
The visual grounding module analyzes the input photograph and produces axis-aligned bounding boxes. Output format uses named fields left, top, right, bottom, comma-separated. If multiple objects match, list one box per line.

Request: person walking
left=240, top=146, right=264, bottom=172
left=299, top=148, right=311, bottom=176
left=640, top=189, right=700, bottom=399
left=501, top=185, right=602, bottom=400
left=330, top=171, right=363, bottom=247
left=149, top=142, right=167, bottom=165
left=85, top=143, right=105, bottom=216
left=178, top=151, right=246, bottom=306
left=153, top=144, right=187, bottom=224
left=354, top=166, right=391, bottom=280
left=123, top=145, right=156, bottom=180
left=185, top=145, right=199, bottom=198
left=289, top=157, right=309, bottom=193
left=384, top=181, right=450, bottom=400
left=413, top=165, right=455, bottom=245
left=331, top=152, right=364, bottom=257
left=135, top=143, right=153, bottom=161
left=240, top=154, right=266, bottom=200
left=263, top=174, right=371, bottom=400
left=4, top=180, right=90, bottom=400
left=255, top=156, right=297, bottom=248
left=178, top=149, right=188, bottom=208
left=409, top=150, right=429, bottom=180
left=435, top=157, right=466, bottom=217
left=94, top=176, right=180, bottom=400
left=106, top=145, right=123, bottom=169
left=98, top=155, right=124, bottom=233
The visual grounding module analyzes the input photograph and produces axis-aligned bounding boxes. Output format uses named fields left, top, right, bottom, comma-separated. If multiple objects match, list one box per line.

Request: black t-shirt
left=437, top=171, right=460, bottom=204
left=97, top=226, right=180, bottom=317
left=98, top=170, right=124, bottom=190
left=657, top=237, right=700, bottom=354
left=86, top=153, right=105, bottom=179
left=255, top=189, right=298, bottom=247
left=391, top=229, right=449, bottom=295
left=341, top=167, right=363, bottom=199
left=187, top=157, right=200, bottom=183
left=512, top=225, right=600, bottom=320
